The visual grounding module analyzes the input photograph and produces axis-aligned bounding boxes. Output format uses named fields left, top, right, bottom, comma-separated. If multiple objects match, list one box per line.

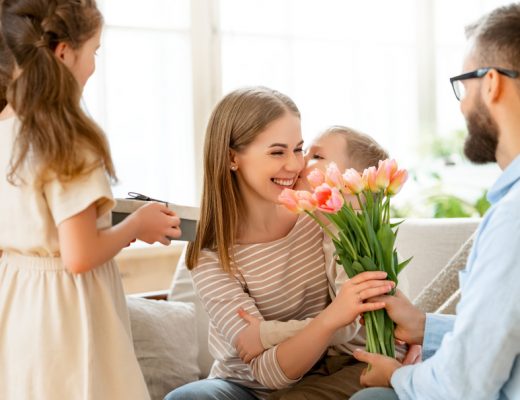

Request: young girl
left=164, top=88, right=395, bottom=400
left=235, top=126, right=420, bottom=399
left=0, top=1, right=181, bottom=399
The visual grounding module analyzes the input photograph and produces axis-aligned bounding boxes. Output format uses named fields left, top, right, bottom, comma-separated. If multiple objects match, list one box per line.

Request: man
left=351, top=4, right=520, bottom=400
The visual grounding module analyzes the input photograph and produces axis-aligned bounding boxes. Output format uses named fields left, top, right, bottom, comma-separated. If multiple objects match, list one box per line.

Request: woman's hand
left=322, top=271, right=395, bottom=332
left=235, top=308, right=264, bottom=363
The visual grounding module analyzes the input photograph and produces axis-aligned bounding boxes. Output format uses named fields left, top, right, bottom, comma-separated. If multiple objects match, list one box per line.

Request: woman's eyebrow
left=268, top=140, right=304, bottom=148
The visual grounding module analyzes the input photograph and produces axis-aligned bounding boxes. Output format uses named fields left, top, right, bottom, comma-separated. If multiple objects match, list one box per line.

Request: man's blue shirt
left=392, top=155, right=520, bottom=400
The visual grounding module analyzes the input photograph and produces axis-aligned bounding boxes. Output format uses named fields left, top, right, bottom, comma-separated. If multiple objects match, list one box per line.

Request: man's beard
left=463, top=96, right=499, bottom=164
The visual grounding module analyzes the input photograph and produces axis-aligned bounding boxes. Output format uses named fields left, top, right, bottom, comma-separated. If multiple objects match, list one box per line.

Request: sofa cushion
left=396, top=218, right=480, bottom=300
left=127, top=297, right=200, bottom=400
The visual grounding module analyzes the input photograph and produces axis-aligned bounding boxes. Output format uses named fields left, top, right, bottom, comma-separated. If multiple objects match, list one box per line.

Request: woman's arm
left=58, top=202, right=180, bottom=273
left=275, top=271, right=394, bottom=379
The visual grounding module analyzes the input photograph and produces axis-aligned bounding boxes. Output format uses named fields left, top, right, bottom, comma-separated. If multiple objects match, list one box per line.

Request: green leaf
left=359, top=255, right=378, bottom=271
left=474, top=190, right=491, bottom=217
left=352, top=260, right=365, bottom=274
left=376, top=224, right=397, bottom=282
left=396, top=256, right=413, bottom=275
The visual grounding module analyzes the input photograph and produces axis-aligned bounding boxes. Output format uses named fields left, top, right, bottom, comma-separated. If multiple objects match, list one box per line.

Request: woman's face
left=232, top=112, right=305, bottom=207
left=296, top=133, right=348, bottom=190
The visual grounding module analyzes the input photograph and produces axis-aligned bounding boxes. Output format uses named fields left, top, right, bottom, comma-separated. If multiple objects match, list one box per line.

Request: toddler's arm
left=236, top=309, right=361, bottom=363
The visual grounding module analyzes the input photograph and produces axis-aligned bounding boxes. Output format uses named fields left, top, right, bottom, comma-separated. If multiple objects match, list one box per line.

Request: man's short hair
left=466, top=4, right=520, bottom=72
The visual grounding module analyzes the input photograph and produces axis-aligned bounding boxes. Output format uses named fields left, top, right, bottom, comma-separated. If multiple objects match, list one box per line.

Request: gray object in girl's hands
left=112, top=193, right=199, bottom=242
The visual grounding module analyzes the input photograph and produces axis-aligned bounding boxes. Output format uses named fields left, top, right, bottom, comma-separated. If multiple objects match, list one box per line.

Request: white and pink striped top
left=191, top=214, right=329, bottom=398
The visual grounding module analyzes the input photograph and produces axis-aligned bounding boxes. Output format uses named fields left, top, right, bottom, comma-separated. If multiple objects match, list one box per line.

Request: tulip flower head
left=313, top=184, right=344, bottom=213
left=307, top=168, right=325, bottom=189
left=325, top=162, right=345, bottom=190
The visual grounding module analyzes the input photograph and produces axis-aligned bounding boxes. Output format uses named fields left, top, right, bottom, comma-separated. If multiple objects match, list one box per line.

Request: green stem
left=305, top=211, right=336, bottom=239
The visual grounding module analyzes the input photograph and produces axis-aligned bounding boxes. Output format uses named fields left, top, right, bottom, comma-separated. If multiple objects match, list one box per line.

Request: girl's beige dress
left=0, top=117, right=150, bottom=399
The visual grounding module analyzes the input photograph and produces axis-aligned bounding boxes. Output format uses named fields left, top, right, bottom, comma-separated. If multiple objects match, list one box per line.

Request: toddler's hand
left=401, top=344, right=422, bottom=365
left=131, top=202, right=181, bottom=245
left=235, top=308, right=264, bottom=363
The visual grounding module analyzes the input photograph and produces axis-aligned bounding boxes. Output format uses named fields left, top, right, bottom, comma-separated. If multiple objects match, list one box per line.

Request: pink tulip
left=295, top=190, right=317, bottom=212
left=307, top=168, right=325, bottom=189
left=342, top=168, right=364, bottom=195
left=387, top=169, right=408, bottom=196
left=279, top=189, right=300, bottom=212
left=279, top=189, right=317, bottom=213
left=325, top=162, right=345, bottom=190
left=362, top=166, right=378, bottom=193
left=313, top=184, right=344, bottom=213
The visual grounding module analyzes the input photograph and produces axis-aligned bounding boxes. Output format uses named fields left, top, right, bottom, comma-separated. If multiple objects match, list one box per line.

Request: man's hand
left=353, top=349, right=401, bottom=387
left=370, top=290, right=426, bottom=345
left=235, top=309, right=264, bottom=363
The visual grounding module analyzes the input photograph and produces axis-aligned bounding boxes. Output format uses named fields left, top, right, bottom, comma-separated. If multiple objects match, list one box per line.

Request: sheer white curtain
left=83, top=0, right=513, bottom=208
left=83, top=0, right=196, bottom=206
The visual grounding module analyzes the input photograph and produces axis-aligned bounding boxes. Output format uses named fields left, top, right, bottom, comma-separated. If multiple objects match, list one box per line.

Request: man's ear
left=53, top=42, right=75, bottom=69
left=482, top=68, right=502, bottom=106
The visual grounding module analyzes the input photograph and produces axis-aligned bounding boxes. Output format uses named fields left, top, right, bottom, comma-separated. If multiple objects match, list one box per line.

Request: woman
left=165, top=87, right=394, bottom=399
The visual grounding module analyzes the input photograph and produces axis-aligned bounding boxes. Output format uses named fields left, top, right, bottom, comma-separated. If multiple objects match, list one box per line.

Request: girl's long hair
left=1, top=0, right=115, bottom=185
left=186, top=87, right=300, bottom=273
left=0, top=31, right=14, bottom=112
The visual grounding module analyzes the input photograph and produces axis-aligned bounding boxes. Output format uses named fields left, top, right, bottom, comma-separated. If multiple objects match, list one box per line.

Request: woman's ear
left=229, top=149, right=239, bottom=171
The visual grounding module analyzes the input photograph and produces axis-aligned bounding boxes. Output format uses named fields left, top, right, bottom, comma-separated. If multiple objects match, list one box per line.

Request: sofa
left=126, top=217, right=481, bottom=400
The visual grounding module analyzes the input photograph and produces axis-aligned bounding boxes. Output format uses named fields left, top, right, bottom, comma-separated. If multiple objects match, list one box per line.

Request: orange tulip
left=387, top=169, right=408, bottom=196
left=313, top=184, right=344, bottom=213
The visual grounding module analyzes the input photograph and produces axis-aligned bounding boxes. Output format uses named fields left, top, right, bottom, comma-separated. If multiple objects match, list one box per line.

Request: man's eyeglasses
left=450, top=67, right=519, bottom=101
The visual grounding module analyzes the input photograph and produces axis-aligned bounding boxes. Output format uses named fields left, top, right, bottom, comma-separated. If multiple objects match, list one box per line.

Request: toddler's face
left=295, top=133, right=348, bottom=191
left=295, top=133, right=360, bottom=209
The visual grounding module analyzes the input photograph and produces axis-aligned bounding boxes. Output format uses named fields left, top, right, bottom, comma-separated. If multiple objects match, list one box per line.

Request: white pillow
left=127, top=297, right=200, bottom=400
left=168, top=245, right=213, bottom=378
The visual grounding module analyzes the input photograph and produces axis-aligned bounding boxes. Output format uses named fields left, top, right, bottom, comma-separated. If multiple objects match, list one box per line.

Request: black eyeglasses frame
left=449, top=67, right=519, bottom=100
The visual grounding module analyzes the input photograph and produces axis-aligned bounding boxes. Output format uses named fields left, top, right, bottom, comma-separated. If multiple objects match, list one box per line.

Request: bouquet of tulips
left=279, top=159, right=410, bottom=358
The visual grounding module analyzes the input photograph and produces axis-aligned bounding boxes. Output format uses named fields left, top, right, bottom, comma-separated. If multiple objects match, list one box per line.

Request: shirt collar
left=487, top=154, right=520, bottom=204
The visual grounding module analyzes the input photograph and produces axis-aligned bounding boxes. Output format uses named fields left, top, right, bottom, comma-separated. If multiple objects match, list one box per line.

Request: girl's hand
left=235, top=308, right=264, bottom=363
left=322, top=271, right=395, bottom=331
left=130, top=202, right=181, bottom=245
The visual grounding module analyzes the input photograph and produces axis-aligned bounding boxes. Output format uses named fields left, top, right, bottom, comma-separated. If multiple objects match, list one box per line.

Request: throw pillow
left=413, top=233, right=475, bottom=314
left=127, top=297, right=200, bottom=400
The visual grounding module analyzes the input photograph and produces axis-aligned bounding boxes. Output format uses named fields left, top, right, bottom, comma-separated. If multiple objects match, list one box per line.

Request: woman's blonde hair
left=1, top=0, right=115, bottom=185
left=321, top=125, right=389, bottom=171
left=186, top=86, right=300, bottom=272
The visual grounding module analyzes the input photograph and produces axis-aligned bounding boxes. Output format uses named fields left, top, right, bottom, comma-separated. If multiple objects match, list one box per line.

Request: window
left=84, top=0, right=511, bottom=211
